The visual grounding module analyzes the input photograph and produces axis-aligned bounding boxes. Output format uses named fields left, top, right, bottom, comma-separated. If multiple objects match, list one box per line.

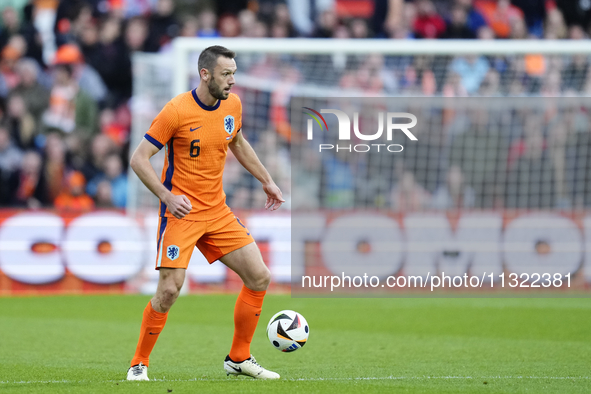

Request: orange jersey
left=145, top=90, right=242, bottom=220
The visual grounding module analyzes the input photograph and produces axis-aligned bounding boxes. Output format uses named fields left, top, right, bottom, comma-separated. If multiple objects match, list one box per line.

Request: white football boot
left=126, top=362, right=149, bottom=381
left=224, top=355, right=280, bottom=379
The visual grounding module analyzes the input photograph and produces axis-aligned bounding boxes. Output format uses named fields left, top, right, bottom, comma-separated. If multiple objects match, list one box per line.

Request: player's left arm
left=229, top=131, right=285, bottom=210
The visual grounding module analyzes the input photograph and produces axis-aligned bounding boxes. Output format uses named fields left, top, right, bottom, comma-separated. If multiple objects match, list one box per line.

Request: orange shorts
left=155, top=211, right=254, bottom=269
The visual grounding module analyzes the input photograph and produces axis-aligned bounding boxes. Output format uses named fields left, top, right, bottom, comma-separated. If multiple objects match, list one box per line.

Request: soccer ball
left=266, top=310, right=309, bottom=352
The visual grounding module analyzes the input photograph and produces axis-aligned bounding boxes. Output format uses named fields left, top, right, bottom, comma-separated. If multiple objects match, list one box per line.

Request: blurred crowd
left=0, top=0, right=590, bottom=211
left=292, top=103, right=591, bottom=211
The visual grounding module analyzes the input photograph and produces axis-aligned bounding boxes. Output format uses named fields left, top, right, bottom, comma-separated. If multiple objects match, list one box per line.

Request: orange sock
left=130, top=300, right=168, bottom=367
left=229, top=285, right=266, bottom=362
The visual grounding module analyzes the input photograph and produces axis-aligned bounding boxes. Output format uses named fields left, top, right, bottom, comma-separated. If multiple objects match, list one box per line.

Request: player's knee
left=250, top=267, right=271, bottom=291
left=262, top=268, right=271, bottom=287
left=158, top=285, right=180, bottom=309
left=163, top=285, right=180, bottom=301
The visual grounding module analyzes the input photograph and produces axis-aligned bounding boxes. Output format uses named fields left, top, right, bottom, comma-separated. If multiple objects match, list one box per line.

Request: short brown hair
left=198, top=45, right=235, bottom=74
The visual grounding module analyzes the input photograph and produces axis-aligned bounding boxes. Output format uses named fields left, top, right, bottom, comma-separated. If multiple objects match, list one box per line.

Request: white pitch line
left=0, top=376, right=589, bottom=385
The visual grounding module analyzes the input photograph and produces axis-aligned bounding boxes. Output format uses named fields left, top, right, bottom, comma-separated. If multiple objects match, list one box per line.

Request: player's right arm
left=130, top=138, right=192, bottom=219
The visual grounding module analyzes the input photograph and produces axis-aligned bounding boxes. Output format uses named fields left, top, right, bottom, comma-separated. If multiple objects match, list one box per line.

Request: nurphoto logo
left=303, top=107, right=418, bottom=153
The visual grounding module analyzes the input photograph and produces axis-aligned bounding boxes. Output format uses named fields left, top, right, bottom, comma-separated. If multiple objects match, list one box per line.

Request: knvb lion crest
left=224, top=115, right=235, bottom=135
left=167, top=245, right=179, bottom=261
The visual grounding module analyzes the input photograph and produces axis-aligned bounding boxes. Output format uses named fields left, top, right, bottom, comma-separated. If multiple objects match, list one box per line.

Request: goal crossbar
left=172, top=38, right=591, bottom=96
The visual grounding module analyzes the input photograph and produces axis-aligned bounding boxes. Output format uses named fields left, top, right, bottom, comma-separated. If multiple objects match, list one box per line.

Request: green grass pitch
left=0, top=295, right=589, bottom=393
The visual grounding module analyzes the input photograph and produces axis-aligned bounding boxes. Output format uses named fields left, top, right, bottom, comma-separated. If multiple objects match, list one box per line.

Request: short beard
left=208, top=78, right=227, bottom=100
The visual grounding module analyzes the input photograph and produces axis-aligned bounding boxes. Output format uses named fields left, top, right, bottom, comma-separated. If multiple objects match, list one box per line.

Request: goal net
left=129, top=38, right=591, bottom=215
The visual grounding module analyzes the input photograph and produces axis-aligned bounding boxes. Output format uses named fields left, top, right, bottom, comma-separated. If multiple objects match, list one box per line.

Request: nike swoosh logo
left=149, top=332, right=161, bottom=335
left=190, top=126, right=202, bottom=132
left=229, top=365, right=242, bottom=373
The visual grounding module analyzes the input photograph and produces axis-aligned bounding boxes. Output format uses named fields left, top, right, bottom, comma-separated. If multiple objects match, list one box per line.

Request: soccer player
left=126, top=45, right=284, bottom=381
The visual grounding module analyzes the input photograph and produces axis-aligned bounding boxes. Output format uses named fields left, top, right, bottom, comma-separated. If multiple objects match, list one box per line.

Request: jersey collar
left=192, top=89, right=220, bottom=111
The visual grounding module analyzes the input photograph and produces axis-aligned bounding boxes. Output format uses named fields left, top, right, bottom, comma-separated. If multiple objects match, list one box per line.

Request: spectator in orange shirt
left=475, top=0, right=524, bottom=38
left=54, top=170, right=94, bottom=212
